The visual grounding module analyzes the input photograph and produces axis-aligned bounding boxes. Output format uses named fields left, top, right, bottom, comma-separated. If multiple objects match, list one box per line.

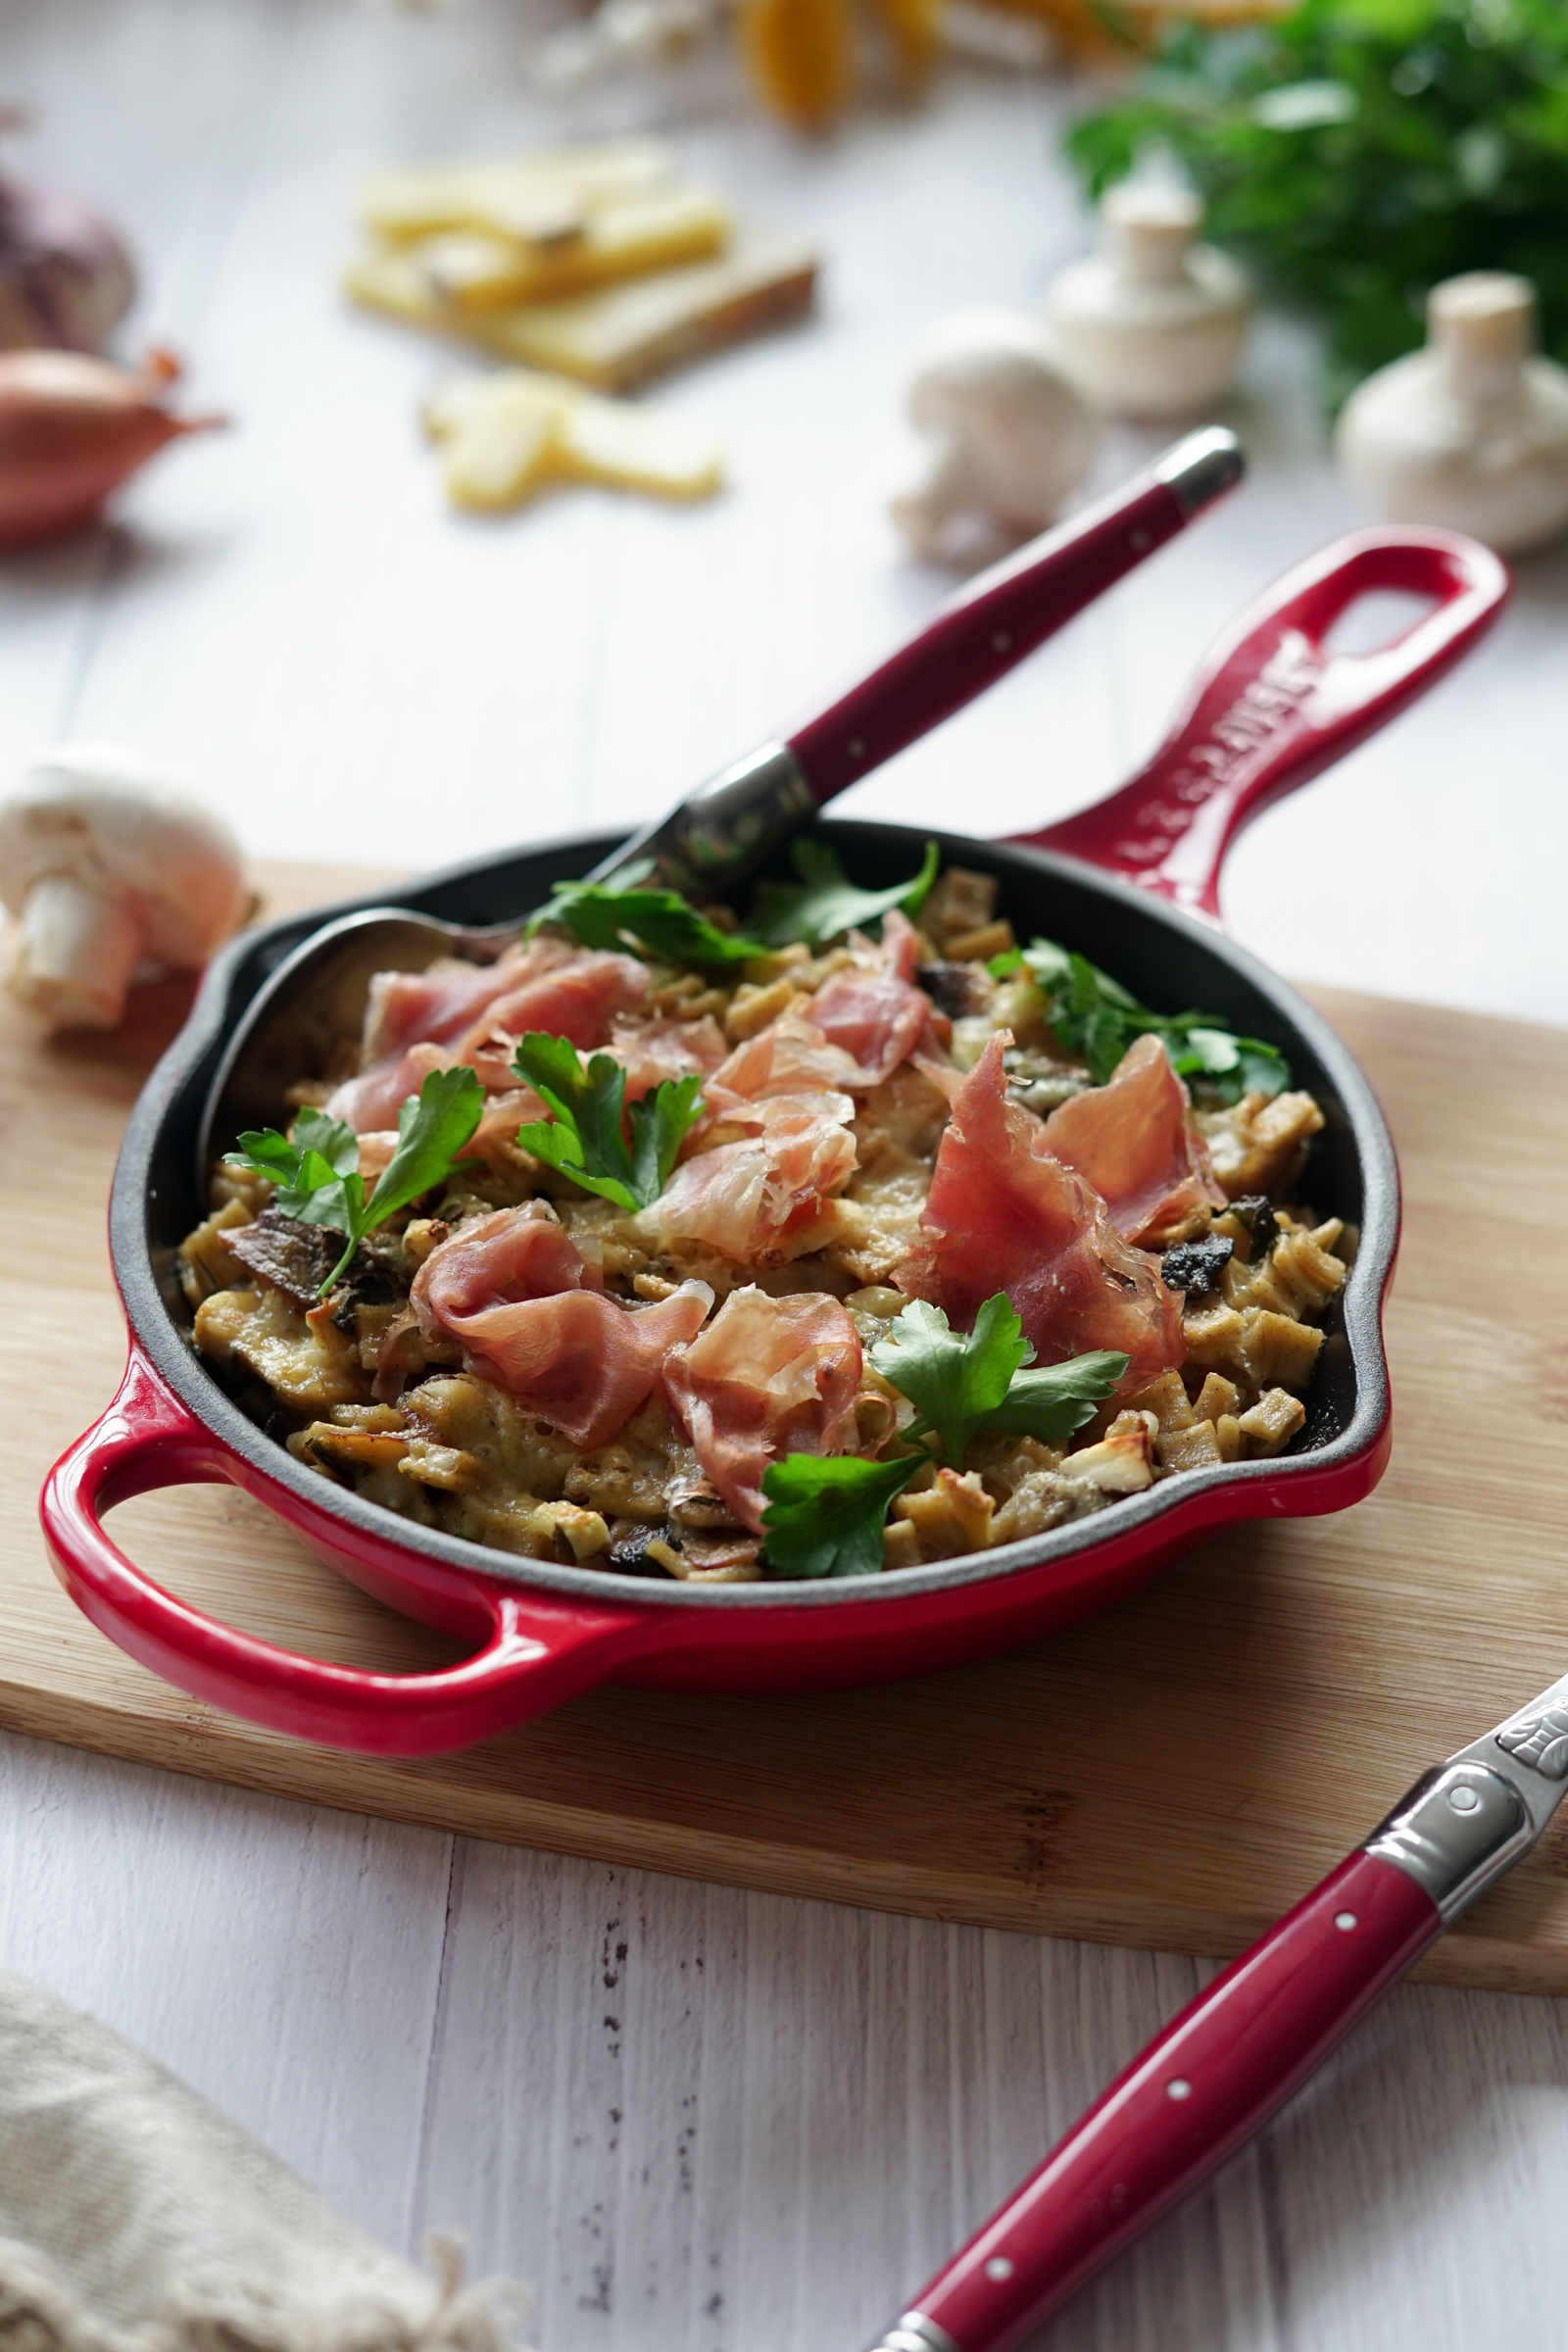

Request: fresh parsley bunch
left=511, top=1032, right=706, bottom=1212
left=993, top=937, right=1289, bottom=1102
left=760, top=1295, right=1126, bottom=1579
left=752, top=838, right=939, bottom=950
left=224, top=1065, right=486, bottom=1297
left=532, top=861, right=764, bottom=968
left=1063, top=0, right=1568, bottom=406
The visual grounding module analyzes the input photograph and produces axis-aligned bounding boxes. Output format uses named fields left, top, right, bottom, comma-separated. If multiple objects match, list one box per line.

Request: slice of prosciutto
left=894, top=1032, right=1184, bottom=1391
left=661, top=1286, right=862, bottom=1531
left=608, top=1014, right=728, bottom=1103
left=808, top=910, right=933, bottom=1087
left=413, top=1203, right=711, bottom=1450
left=706, top=1010, right=863, bottom=1106
left=456, top=949, right=648, bottom=1093
left=639, top=1091, right=858, bottom=1262
left=1040, top=1034, right=1225, bottom=1248
left=329, top=940, right=646, bottom=1132
left=640, top=1005, right=865, bottom=1261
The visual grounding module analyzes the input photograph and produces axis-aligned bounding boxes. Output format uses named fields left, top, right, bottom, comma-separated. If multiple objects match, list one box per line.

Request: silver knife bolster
left=1363, top=1761, right=1534, bottom=1921
left=586, top=742, right=815, bottom=894
left=1363, top=1674, right=1568, bottom=1920
left=860, top=2314, right=961, bottom=2352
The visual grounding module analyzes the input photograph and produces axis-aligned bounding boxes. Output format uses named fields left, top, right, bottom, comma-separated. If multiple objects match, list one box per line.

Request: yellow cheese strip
left=424, top=368, right=724, bottom=511
left=359, top=137, right=676, bottom=242
left=554, top=397, right=724, bottom=500
left=425, top=376, right=569, bottom=511
left=415, top=183, right=734, bottom=313
left=345, top=226, right=817, bottom=394
left=475, top=228, right=818, bottom=391
left=474, top=228, right=817, bottom=390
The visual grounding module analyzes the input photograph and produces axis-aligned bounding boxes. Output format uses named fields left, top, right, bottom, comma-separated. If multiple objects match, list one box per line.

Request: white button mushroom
left=0, top=742, right=248, bottom=1030
left=890, top=307, right=1099, bottom=564
left=1046, top=182, right=1251, bottom=419
left=1334, top=271, right=1568, bottom=555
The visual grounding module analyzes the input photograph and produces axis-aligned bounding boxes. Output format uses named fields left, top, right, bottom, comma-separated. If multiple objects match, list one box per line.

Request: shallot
left=0, top=122, right=135, bottom=353
left=0, top=347, right=223, bottom=548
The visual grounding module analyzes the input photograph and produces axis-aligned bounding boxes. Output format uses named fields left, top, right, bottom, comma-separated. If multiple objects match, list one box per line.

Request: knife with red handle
left=864, top=1670, right=1568, bottom=2352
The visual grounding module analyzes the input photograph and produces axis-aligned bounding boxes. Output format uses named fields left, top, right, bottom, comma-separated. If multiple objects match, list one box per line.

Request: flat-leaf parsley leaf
left=992, top=937, right=1290, bottom=1102
left=511, top=1031, right=705, bottom=1212
left=532, top=863, right=764, bottom=967
left=224, top=1065, right=486, bottom=1296
left=871, top=1295, right=1126, bottom=1463
left=760, top=1452, right=921, bottom=1580
left=753, top=837, right=939, bottom=950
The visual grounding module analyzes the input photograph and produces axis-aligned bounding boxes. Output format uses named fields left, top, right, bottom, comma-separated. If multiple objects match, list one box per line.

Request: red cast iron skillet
left=42, top=528, right=1507, bottom=1756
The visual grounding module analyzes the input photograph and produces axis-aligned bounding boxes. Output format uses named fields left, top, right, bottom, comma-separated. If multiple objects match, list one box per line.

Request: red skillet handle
left=40, top=1348, right=664, bottom=1756
left=891, top=1849, right=1440, bottom=2352
left=1014, top=528, right=1509, bottom=918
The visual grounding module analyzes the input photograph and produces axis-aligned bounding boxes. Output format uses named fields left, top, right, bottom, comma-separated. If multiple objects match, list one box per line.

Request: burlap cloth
left=0, top=1970, right=526, bottom=2352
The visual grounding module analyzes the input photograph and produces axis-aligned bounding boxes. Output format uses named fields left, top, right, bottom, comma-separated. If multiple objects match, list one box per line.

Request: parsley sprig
left=993, top=937, right=1290, bottom=1103
left=511, top=1031, right=706, bottom=1212
left=531, top=861, right=764, bottom=968
left=870, top=1296, right=1126, bottom=1464
left=757, top=1453, right=921, bottom=1582
left=752, top=838, right=939, bottom=950
left=760, top=1294, right=1127, bottom=1578
left=224, top=1065, right=486, bottom=1297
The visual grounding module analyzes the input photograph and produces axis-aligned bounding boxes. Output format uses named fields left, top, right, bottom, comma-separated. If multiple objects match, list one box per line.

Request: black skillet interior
left=114, top=820, right=1396, bottom=1603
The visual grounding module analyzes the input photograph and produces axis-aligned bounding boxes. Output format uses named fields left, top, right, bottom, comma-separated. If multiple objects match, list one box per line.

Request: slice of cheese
left=474, top=227, right=818, bottom=390
left=554, top=396, right=724, bottom=500
left=359, top=138, right=676, bottom=242
left=424, top=368, right=724, bottom=511
left=416, top=183, right=733, bottom=314
left=425, top=375, right=569, bottom=510
left=346, top=224, right=818, bottom=393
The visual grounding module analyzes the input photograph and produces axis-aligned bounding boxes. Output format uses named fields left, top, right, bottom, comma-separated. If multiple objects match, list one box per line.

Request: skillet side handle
left=1011, top=528, right=1509, bottom=919
left=40, top=1348, right=663, bottom=1756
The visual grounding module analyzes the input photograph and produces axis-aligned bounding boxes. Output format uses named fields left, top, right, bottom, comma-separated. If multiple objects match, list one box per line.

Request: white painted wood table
left=3, top=5, right=1567, bottom=2347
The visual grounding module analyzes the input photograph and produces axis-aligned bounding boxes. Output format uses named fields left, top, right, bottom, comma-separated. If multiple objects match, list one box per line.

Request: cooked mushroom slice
left=1161, top=1232, right=1233, bottom=1299
left=915, top=959, right=994, bottom=1021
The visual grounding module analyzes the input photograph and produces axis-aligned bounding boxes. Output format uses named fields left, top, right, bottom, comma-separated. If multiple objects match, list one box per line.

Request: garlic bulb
left=0, top=347, right=223, bottom=548
left=891, top=308, right=1098, bottom=564
left=1046, top=183, right=1250, bottom=419
left=1335, top=272, right=1568, bottom=556
left=0, top=162, right=135, bottom=354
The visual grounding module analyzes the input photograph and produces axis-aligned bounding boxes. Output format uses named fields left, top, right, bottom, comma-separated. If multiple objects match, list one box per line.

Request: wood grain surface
left=6, top=858, right=1566, bottom=1993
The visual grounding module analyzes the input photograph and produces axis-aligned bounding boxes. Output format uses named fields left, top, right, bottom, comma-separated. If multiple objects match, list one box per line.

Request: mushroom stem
left=889, top=436, right=974, bottom=560
left=9, top=873, right=141, bottom=1027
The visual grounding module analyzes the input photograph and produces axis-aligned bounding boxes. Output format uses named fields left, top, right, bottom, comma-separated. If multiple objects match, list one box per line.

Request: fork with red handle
left=862, top=1667, right=1568, bottom=2352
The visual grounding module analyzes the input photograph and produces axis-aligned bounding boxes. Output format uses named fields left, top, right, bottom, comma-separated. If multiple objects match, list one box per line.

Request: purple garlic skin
left=0, top=172, right=135, bottom=354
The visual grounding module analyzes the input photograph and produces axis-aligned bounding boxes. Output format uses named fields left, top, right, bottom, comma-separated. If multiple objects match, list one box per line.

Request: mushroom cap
left=0, top=740, right=247, bottom=969
left=906, top=308, right=1097, bottom=526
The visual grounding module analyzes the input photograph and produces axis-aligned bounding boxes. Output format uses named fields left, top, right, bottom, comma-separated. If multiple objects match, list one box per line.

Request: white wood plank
left=0, top=1726, right=453, bottom=2252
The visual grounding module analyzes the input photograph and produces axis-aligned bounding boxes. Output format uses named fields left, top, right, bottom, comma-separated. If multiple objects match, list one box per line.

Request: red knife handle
left=787, top=439, right=1236, bottom=806
left=883, top=1852, right=1440, bottom=2352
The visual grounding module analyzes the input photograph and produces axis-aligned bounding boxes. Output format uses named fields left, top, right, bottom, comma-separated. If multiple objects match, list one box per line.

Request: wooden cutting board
left=5, top=859, right=1567, bottom=1993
